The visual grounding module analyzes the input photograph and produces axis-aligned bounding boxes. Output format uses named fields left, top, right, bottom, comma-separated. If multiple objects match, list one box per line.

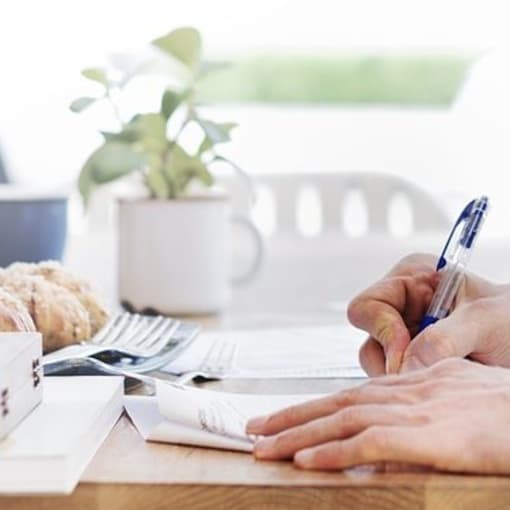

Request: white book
left=162, top=325, right=367, bottom=379
left=125, top=380, right=325, bottom=452
left=0, top=376, right=123, bottom=494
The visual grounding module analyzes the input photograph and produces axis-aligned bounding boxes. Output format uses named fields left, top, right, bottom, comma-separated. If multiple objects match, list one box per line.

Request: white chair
left=223, top=171, right=451, bottom=310
left=249, top=172, right=449, bottom=237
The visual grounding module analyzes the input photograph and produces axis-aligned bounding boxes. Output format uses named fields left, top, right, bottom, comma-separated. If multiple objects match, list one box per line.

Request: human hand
left=346, top=253, right=510, bottom=375
left=247, top=359, right=510, bottom=473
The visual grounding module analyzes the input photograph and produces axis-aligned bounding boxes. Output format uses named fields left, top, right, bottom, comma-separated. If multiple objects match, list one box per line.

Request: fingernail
left=253, top=438, right=273, bottom=458
left=385, top=350, right=402, bottom=374
left=246, top=416, right=267, bottom=434
left=400, top=356, right=426, bottom=372
left=294, top=448, right=314, bottom=468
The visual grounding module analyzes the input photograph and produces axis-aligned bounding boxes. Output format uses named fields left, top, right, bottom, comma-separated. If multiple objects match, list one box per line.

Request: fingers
left=400, top=304, right=482, bottom=372
left=294, top=426, right=437, bottom=470
left=358, top=337, right=385, bottom=377
left=247, top=358, right=479, bottom=438
left=247, top=376, right=433, bottom=436
left=348, top=286, right=410, bottom=374
left=253, top=404, right=421, bottom=460
left=247, top=383, right=387, bottom=436
left=348, top=272, right=437, bottom=374
left=385, top=253, right=436, bottom=278
left=247, top=393, right=351, bottom=436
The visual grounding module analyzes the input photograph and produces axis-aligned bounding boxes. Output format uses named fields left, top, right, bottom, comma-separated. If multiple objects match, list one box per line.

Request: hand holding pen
left=347, top=196, right=510, bottom=375
left=418, top=196, right=489, bottom=331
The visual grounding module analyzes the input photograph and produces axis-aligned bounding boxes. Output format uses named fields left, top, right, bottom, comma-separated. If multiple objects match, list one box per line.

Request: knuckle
left=263, top=413, right=281, bottom=430
left=360, top=426, right=388, bottom=457
left=419, top=327, right=441, bottom=346
left=358, top=340, right=373, bottom=372
left=307, top=447, right=329, bottom=467
left=271, top=432, right=292, bottom=453
left=265, top=406, right=297, bottom=430
left=347, top=297, right=364, bottom=324
left=332, top=390, right=352, bottom=408
left=432, top=356, right=467, bottom=373
left=373, top=321, right=394, bottom=347
left=414, top=379, right=443, bottom=399
left=421, top=328, right=458, bottom=358
left=399, top=253, right=423, bottom=265
left=336, top=406, right=362, bottom=428
left=333, top=387, right=361, bottom=408
left=395, top=253, right=430, bottom=271
left=466, top=297, right=494, bottom=315
left=409, top=403, right=434, bottom=425
left=369, top=426, right=389, bottom=451
left=279, top=405, right=300, bottom=424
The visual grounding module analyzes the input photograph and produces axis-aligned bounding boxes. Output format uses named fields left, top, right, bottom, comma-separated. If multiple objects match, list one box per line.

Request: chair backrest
left=222, top=171, right=450, bottom=238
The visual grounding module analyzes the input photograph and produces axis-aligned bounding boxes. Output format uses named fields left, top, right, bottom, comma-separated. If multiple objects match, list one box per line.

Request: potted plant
left=71, top=27, right=263, bottom=315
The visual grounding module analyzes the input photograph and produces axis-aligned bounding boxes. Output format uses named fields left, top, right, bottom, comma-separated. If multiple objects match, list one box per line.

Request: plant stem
left=106, top=88, right=124, bottom=129
left=173, top=118, right=188, bottom=142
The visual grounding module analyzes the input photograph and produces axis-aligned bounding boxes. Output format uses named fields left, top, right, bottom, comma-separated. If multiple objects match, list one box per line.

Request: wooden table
left=4, top=235, right=510, bottom=509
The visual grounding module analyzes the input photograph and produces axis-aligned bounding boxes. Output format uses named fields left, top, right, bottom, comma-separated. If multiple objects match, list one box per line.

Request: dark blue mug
left=0, top=186, right=68, bottom=267
left=0, top=145, right=8, bottom=184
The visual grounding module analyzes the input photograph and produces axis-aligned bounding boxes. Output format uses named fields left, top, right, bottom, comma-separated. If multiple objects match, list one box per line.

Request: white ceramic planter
left=118, top=195, right=262, bottom=315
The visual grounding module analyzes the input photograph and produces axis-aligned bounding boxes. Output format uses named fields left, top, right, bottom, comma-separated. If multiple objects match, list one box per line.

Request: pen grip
left=419, top=315, right=439, bottom=331
left=418, top=265, right=465, bottom=333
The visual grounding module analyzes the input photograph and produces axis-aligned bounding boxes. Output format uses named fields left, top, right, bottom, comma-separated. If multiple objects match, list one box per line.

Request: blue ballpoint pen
left=419, top=196, right=490, bottom=332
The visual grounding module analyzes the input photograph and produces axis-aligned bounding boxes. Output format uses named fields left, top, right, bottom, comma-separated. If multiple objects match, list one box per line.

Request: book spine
left=0, top=355, right=43, bottom=440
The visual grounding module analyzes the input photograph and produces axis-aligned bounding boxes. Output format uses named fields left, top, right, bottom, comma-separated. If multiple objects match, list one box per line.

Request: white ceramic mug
left=118, top=195, right=263, bottom=315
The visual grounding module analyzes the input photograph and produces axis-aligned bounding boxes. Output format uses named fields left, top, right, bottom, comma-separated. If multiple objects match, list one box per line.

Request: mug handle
left=230, top=214, right=264, bottom=286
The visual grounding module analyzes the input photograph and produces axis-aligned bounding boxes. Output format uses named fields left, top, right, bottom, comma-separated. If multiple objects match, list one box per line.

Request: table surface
left=3, top=234, right=510, bottom=510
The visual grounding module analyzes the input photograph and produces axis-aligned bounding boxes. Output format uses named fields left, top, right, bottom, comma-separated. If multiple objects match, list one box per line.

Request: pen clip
left=436, top=199, right=476, bottom=271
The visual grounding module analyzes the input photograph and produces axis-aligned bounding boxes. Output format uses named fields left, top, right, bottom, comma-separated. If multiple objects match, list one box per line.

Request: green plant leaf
left=164, top=143, right=191, bottom=179
left=152, top=27, right=202, bottom=70
left=164, top=144, right=213, bottom=196
left=78, top=142, right=145, bottom=206
left=198, top=119, right=237, bottom=144
left=197, top=136, right=214, bottom=155
left=220, top=122, right=238, bottom=132
left=100, top=130, right=139, bottom=143
left=193, top=158, right=213, bottom=186
left=146, top=166, right=170, bottom=199
left=197, top=121, right=237, bottom=154
left=161, top=89, right=183, bottom=120
left=126, top=113, right=168, bottom=153
left=70, top=96, right=97, bottom=113
left=78, top=161, right=95, bottom=207
left=196, top=118, right=231, bottom=144
left=81, top=67, right=109, bottom=86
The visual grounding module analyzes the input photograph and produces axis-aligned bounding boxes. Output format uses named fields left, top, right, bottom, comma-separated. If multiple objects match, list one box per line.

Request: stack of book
left=0, top=332, right=43, bottom=441
left=0, top=332, right=123, bottom=494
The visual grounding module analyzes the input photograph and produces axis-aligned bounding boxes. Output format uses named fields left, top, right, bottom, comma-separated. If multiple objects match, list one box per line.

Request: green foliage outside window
left=198, top=54, right=474, bottom=106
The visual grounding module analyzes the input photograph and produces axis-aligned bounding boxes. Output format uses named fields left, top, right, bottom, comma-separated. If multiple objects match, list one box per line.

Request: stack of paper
left=162, top=325, right=366, bottom=379
left=0, top=376, right=123, bottom=494
left=125, top=380, right=324, bottom=452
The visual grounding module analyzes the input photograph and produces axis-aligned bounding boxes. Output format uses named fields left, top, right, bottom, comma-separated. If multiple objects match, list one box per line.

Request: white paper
left=162, top=325, right=367, bottom=379
left=124, top=381, right=325, bottom=452
left=125, top=396, right=254, bottom=452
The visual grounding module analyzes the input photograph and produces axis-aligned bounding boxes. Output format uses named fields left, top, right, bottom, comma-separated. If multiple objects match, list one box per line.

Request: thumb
left=400, top=307, right=481, bottom=372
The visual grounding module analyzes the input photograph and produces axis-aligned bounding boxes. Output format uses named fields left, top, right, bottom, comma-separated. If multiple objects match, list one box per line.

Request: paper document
left=162, top=325, right=366, bottom=379
left=125, top=380, right=325, bottom=452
